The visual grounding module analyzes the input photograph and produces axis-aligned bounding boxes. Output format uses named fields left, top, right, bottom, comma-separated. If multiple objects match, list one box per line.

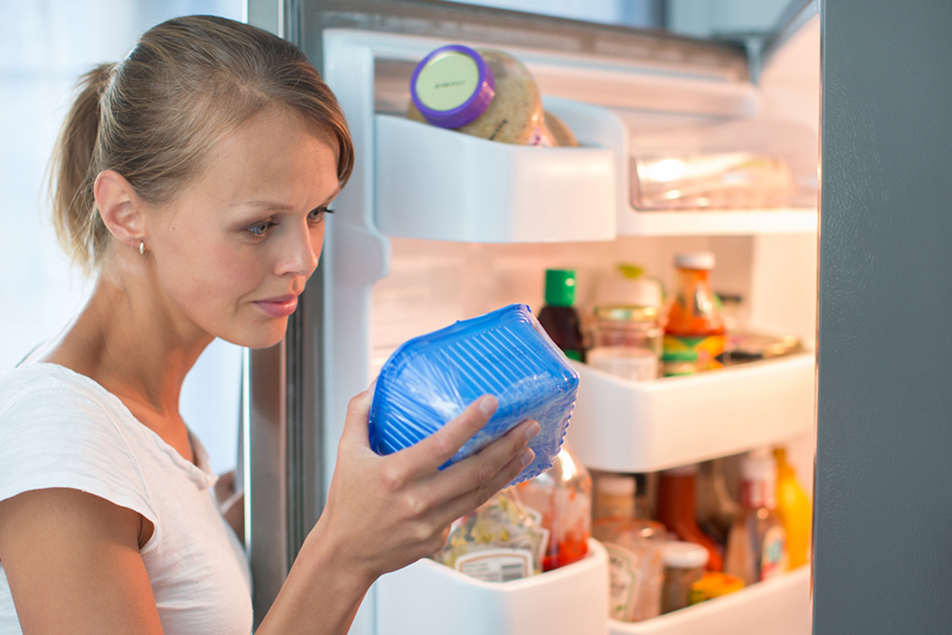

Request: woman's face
left=144, top=107, right=340, bottom=349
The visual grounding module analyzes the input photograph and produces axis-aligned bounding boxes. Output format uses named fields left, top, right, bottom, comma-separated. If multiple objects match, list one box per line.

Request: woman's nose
left=276, top=223, right=320, bottom=278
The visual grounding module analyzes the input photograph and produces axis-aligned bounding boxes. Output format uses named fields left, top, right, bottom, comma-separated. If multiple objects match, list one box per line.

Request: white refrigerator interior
left=319, top=7, right=818, bottom=635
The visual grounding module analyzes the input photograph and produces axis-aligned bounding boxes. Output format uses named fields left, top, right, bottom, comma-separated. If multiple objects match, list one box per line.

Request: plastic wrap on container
left=369, top=304, right=579, bottom=485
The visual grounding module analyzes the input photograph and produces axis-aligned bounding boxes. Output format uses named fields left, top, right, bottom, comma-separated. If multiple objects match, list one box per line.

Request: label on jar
left=760, top=526, right=788, bottom=581
left=588, top=347, right=658, bottom=381
left=604, top=543, right=641, bottom=621
left=455, top=548, right=534, bottom=582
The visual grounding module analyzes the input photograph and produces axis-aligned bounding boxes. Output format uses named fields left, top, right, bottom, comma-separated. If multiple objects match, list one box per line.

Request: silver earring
left=139, top=241, right=145, bottom=255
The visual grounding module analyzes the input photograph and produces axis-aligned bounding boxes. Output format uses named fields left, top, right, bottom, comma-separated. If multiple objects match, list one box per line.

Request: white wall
left=0, top=0, right=244, bottom=473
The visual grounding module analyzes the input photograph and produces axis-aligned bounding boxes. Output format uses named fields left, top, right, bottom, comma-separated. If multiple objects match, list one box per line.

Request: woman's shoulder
left=0, top=362, right=122, bottom=423
left=0, top=363, right=158, bottom=527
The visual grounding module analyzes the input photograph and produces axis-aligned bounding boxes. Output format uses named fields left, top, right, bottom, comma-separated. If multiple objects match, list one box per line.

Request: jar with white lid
left=660, top=541, right=710, bottom=614
left=586, top=305, right=662, bottom=381
left=592, top=471, right=636, bottom=520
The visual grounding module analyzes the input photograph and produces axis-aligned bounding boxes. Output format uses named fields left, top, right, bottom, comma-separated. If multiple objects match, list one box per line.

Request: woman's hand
left=257, top=389, right=539, bottom=635
left=317, top=389, right=539, bottom=583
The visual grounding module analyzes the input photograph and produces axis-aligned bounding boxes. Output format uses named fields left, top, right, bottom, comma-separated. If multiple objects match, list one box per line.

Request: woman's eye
left=248, top=221, right=274, bottom=236
left=308, top=207, right=332, bottom=222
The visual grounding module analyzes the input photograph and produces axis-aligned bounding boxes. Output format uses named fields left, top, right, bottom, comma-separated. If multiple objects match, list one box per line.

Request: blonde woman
left=0, top=15, right=538, bottom=635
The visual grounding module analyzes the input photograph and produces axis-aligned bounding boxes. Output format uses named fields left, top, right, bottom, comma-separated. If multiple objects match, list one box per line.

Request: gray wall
left=815, top=0, right=952, bottom=632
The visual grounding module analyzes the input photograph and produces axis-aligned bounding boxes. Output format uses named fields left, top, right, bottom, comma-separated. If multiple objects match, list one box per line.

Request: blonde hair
left=50, top=15, right=354, bottom=274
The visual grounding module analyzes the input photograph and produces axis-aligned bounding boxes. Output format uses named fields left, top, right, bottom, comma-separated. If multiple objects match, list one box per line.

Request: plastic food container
left=369, top=304, right=579, bottom=485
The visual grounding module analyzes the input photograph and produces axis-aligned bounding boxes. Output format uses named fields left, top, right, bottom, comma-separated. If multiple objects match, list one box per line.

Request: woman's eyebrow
left=229, top=199, right=295, bottom=211
left=230, top=189, right=340, bottom=211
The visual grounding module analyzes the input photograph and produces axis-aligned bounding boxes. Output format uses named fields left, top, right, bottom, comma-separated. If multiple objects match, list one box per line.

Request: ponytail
left=50, top=63, right=115, bottom=274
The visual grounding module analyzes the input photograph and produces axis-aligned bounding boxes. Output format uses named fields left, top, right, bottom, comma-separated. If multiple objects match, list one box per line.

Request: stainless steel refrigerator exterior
left=815, top=0, right=952, bottom=633
left=242, top=0, right=832, bottom=633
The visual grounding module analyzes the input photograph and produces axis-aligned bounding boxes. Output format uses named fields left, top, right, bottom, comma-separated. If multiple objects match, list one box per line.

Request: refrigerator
left=242, top=1, right=824, bottom=633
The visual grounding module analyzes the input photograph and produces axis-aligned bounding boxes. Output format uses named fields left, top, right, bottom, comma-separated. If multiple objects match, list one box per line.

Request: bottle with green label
left=537, top=269, right=586, bottom=362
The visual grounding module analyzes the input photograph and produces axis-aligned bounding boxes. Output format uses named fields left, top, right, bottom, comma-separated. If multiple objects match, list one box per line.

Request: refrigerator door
left=251, top=1, right=822, bottom=634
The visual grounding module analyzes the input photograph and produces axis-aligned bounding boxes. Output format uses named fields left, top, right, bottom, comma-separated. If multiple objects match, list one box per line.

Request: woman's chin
left=220, top=321, right=289, bottom=350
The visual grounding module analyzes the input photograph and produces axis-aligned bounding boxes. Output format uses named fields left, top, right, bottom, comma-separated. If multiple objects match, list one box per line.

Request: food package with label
left=368, top=303, right=579, bottom=486
left=433, top=489, right=549, bottom=582
left=407, top=44, right=578, bottom=146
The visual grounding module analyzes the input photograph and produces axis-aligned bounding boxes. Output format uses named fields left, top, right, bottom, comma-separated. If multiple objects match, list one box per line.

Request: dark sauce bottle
left=537, top=269, right=585, bottom=362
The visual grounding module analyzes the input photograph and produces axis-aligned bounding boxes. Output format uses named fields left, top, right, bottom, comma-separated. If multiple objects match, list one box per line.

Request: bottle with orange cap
left=662, top=252, right=727, bottom=375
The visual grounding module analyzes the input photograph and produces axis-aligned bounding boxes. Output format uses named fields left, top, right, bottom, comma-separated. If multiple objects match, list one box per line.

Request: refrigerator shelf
left=374, top=113, right=617, bottom=243
left=610, top=566, right=812, bottom=635
left=544, top=96, right=819, bottom=237
left=375, top=538, right=609, bottom=635
left=566, top=353, right=815, bottom=473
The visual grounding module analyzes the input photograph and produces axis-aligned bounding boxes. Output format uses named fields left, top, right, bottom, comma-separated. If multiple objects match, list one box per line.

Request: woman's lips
left=253, top=295, right=298, bottom=318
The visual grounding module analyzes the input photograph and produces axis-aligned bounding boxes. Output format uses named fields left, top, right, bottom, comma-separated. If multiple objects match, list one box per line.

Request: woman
left=0, top=15, right=539, bottom=634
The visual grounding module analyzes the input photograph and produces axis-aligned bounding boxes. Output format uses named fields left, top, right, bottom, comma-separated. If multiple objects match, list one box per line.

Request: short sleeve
left=0, top=369, right=159, bottom=548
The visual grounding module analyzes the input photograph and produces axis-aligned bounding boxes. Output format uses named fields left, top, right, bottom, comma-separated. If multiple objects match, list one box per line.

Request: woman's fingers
left=394, top=395, right=499, bottom=477
left=429, top=445, right=535, bottom=530
left=337, top=389, right=374, bottom=451
left=427, top=418, right=539, bottom=504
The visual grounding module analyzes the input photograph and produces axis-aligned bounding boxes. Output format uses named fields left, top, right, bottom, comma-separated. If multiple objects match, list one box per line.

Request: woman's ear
left=94, top=170, right=145, bottom=248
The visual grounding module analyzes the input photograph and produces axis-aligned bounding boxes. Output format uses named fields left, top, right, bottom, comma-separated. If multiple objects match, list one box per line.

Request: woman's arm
left=0, top=391, right=535, bottom=635
left=0, top=488, right=164, bottom=635
left=256, top=389, right=538, bottom=635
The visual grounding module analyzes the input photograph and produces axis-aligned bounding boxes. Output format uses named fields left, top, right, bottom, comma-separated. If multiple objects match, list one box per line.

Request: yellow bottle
left=773, top=447, right=812, bottom=569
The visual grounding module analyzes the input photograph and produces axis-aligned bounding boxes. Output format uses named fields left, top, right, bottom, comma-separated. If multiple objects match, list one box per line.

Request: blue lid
left=369, top=304, right=579, bottom=486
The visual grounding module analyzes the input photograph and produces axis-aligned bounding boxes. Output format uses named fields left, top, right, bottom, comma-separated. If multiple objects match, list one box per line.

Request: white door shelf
left=611, top=566, right=811, bottom=635
left=565, top=353, right=815, bottom=473
left=375, top=538, right=609, bottom=635
left=373, top=114, right=616, bottom=243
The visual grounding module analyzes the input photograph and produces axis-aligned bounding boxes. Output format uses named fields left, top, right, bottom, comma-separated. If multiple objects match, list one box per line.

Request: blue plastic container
left=369, top=304, right=579, bottom=485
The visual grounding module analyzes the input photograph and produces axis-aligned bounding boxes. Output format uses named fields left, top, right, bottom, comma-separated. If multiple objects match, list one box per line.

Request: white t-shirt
left=0, top=363, right=253, bottom=634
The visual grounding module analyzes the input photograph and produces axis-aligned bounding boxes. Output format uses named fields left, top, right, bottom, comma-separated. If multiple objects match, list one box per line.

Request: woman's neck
left=39, top=261, right=214, bottom=463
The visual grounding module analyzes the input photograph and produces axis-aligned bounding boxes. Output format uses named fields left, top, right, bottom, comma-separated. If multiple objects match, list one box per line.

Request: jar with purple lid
left=407, top=45, right=554, bottom=146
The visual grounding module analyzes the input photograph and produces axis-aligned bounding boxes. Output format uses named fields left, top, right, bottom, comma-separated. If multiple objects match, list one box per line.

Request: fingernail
left=479, top=395, right=498, bottom=416
left=520, top=448, right=535, bottom=467
left=524, top=421, right=541, bottom=442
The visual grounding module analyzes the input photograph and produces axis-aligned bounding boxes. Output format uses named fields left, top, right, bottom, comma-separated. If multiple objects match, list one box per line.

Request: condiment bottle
left=586, top=305, right=662, bottom=381
left=655, top=465, right=723, bottom=571
left=774, top=447, right=812, bottom=569
left=592, top=471, right=636, bottom=521
left=663, top=252, right=726, bottom=374
left=516, top=442, right=592, bottom=571
left=592, top=517, right=666, bottom=622
left=724, top=448, right=789, bottom=585
left=660, top=541, right=710, bottom=614
left=696, top=458, right=740, bottom=549
left=537, top=269, right=585, bottom=361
